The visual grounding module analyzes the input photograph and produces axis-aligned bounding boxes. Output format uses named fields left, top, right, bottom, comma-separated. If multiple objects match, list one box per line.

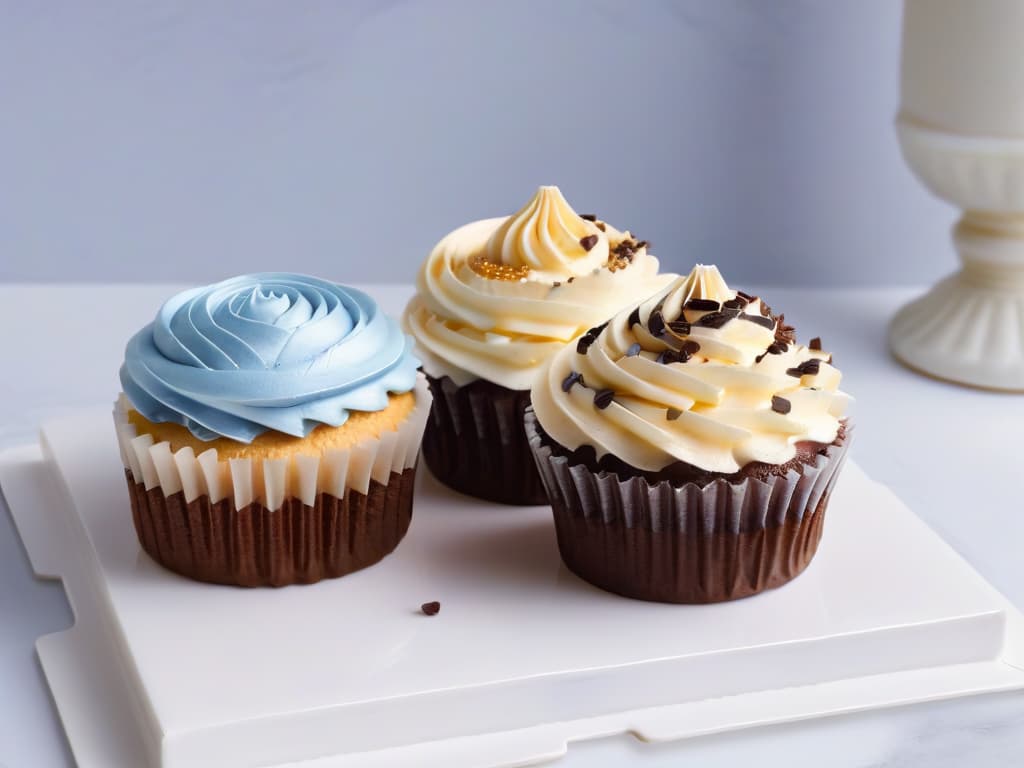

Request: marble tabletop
left=1, top=283, right=1022, bottom=768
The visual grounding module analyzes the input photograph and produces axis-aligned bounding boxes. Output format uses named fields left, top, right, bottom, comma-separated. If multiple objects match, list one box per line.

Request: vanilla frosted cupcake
left=404, top=186, right=674, bottom=504
left=116, top=274, right=429, bottom=587
left=526, top=265, right=852, bottom=603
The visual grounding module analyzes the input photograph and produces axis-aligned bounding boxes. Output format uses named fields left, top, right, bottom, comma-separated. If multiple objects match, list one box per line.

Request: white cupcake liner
left=114, top=375, right=431, bottom=512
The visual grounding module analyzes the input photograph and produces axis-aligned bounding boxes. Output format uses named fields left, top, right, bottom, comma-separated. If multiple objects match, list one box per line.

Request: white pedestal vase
left=891, top=0, right=1024, bottom=391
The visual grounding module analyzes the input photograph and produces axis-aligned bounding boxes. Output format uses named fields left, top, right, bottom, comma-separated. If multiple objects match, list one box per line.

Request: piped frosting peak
left=482, top=186, right=608, bottom=278
left=670, top=263, right=733, bottom=305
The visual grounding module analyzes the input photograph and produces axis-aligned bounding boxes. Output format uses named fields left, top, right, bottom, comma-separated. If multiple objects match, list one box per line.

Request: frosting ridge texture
left=121, top=273, right=419, bottom=442
left=404, top=186, right=675, bottom=390
left=531, top=265, right=851, bottom=473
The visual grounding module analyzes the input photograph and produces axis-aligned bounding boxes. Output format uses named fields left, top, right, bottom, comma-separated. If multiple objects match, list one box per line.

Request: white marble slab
left=2, top=284, right=1024, bottom=767
left=3, top=408, right=1023, bottom=766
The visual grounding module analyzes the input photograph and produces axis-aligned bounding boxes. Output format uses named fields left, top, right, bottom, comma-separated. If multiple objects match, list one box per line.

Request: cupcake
left=526, top=264, right=852, bottom=603
left=403, top=185, right=674, bottom=504
left=114, top=274, right=429, bottom=587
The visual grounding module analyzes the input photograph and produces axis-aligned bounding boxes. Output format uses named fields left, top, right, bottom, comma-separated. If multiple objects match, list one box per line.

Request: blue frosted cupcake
left=114, top=273, right=430, bottom=587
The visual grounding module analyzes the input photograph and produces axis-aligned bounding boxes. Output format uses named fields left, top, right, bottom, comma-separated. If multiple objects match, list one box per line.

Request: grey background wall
left=0, top=0, right=955, bottom=286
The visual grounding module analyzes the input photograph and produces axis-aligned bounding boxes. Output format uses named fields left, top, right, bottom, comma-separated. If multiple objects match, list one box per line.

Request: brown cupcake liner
left=421, top=374, right=548, bottom=505
left=124, top=466, right=415, bottom=587
left=113, top=376, right=431, bottom=587
left=524, top=407, right=851, bottom=603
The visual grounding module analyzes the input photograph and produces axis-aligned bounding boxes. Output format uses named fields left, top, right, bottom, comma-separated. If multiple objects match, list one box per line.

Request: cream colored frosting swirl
left=404, top=186, right=675, bottom=390
left=531, top=265, right=851, bottom=473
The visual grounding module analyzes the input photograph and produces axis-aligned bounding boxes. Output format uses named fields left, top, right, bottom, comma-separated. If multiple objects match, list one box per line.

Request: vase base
left=890, top=272, right=1024, bottom=392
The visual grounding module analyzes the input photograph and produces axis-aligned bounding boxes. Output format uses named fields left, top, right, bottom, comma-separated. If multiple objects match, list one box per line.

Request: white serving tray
left=1, top=410, right=1023, bottom=768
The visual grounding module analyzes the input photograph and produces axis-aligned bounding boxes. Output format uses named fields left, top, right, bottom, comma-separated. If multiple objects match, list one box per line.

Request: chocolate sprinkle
left=580, top=213, right=598, bottom=221
left=736, top=290, right=755, bottom=301
left=561, top=371, right=584, bottom=392
left=696, top=311, right=733, bottom=329
left=800, top=359, right=821, bottom=375
left=755, top=351, right=768, bottom=364
left=628, top=307, right=642, bottom=327
left=647, top=310, right=666, bottom=337
left=786, top=359, right=821, bottom=378
left=682, top=340, right=701, bottom=355
left=666, top=407, right=682, bottom=421
left=634, top=240, right=650, bottom=250
left=552, top=281, right=561, bottom=288
left=767, top=343, right=786, bottom=355
left=595, top=221, right=606, bottom=232
left=579, top=234, right=599, bottom=252
left=740, top=313, right=775, bottom=330
left=611, top=241, right=636, bottom=261
left=686, top=299, right=720, bottom=312
left=771, top=396, right=791, bottom=415
left=723, top=297, right=748, bottom=310
left=593, top=388, right=615, bottom=409
left=626, top=342, right=642, bottom=357
left=809, top=337, right=822, bottom=350
left=576, top=334, right=596, bottom=355
left=774, top=313, right=797, bottom=345
left=421, top=601, right=441, bottom=616
left=667, top=320, right=691, bottom=335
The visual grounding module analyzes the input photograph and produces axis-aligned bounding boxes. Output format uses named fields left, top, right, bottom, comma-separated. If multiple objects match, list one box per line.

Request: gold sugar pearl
left=468, top=253, right=533, bottom=282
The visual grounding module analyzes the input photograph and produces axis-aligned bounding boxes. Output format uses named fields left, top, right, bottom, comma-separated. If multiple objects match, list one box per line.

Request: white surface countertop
left=1, top=283, right=1023, bottom=768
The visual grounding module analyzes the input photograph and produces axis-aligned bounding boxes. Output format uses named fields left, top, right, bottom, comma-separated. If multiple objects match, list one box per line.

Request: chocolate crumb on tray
left=421, top=601, right=441, bottom=616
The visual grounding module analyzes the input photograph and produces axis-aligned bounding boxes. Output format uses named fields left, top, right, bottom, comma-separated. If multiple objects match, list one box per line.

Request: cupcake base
left=553, top=490, right=828, bottom=604
left=525, top=408, right=850, bottom=604
left=422, top=374, right=548, bottom=505
left=125, top=466, right=416, bottom=587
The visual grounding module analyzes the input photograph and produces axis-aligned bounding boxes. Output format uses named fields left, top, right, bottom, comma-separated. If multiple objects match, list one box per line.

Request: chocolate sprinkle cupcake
left=527, top=265, right=852, bottom=603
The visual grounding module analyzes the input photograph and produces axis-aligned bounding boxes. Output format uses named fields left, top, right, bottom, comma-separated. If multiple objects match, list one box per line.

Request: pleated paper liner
left=524, top=407, right=852, bottom=604
left=113, top=376, right=432, bottom=587
left=421, top=374, right=548, bottom=505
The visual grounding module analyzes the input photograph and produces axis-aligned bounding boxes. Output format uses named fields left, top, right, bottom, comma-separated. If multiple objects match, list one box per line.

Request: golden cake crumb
left=128, top=391, right=416, bottom=460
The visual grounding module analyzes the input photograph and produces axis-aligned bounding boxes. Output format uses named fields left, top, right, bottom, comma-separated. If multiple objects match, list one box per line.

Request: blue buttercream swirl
left=120, top=273, right=420, bottom=443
